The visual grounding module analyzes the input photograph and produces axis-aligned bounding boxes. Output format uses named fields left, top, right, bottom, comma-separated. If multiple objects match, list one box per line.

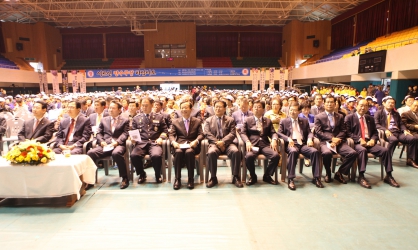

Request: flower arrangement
left=4, top=140, right=55, bottom=165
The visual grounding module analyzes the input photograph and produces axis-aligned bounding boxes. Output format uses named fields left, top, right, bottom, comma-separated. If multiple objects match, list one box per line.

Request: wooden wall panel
left=143, top=22, right=196, bottom=68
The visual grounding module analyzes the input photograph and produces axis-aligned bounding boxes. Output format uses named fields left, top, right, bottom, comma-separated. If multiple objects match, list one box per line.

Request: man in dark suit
left=81, top=98, right=95, bottom=117
left=231, top=98, right=253, bottom=127
left=153, top=100, right=171, bottom=128
left=173, top=95, right=203, bottom=122
left=314, top=95, right=358, bottom=184
left=87, top=101, right=130, bottom=189
left=310, top=94, right=325, bottom=115
left=240, top=100, right=280, bottom=186
left=89, top=98, right=109, bottom=134
left=204, top=100, right=242, bottom=188
left=401, top=99, right=418, bottom=140
left=121, top=99, right=139, bottom=130
left=169, top=101, right=204, bottom=190
left=18, top=100, right=54, bottom=143
left=375, top=96, right=418, bottom=171
left=130, top=97, right=168, bottom=184
left=278, top=103, right=323, bottom=190
left=53, top=101, right=92, bottom=155
left=345, top=99, right=397, bottom=188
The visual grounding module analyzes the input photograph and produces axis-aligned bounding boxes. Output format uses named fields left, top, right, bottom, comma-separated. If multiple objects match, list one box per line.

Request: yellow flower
left=41, top=157, right=47, bottom=163
left=17, top=155, right=24, bottom=162
left=31, top=155, right=39, bottom=161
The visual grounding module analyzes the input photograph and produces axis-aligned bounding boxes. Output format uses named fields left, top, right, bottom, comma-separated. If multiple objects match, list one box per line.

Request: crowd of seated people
left=0, top=83, right=417, bottom=192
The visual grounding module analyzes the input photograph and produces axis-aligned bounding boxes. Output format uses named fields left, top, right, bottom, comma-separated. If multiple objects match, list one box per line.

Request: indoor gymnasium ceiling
left=0, top=0, right=368, bottom=28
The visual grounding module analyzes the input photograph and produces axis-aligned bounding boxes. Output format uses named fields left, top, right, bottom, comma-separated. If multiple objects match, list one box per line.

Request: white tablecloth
left=0, top=155, right=97, bottom=200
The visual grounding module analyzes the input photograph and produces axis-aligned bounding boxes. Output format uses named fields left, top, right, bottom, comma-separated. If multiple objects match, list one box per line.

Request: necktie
left=64, top=118, right=75, bottom=145
left=328, top=113, right=334, bottom=129
left=185, top=119, right=189, bottom=134
left=96, top=113, right=102, bottom=125
left=33, top=119, right=40, bottom=132
left=256, top=118, right=263, bottom=135
left=386, top=112, right=391, bottom=129
left=111, top=117, right=117, bottom=133
left=292, top=120, right=303, bottom=145
left=217, top=117, right=223, bottom=139
left=360, top=116, right=366, bottom=140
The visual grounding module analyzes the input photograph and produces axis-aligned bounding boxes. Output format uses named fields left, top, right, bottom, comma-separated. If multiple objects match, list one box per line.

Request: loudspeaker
left=313, top=40, right=320, bottom=48
left=16, top=43, right=23, bottom=51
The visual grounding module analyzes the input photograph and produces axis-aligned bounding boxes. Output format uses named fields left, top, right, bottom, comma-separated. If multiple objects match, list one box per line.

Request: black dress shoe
left=288, top=179, right=296, bottom=190
left=358, top=176, right=371, bottom=189
left=232, top=176, right=243, bottom=188
left=120, top=178, right=129, bottom=189
left=324, top=175, right=333, bottom=183
left=85, top=184, right=94, bottom=190
left=206, top=177, right=218, bottom=188
left=173, top=178, right=181, bottom=190
left=187, top=178, right=194, bottom=189
left=263, top=175, right=277, bottom=185
left=137, top=174, right=147, bottom=184
left=384, top=175, right=400, bottom=188
left=246, top=175, right=258, bottom=186
left=334, top=172, right=347, bottom=184
left=312, top=177, right=324, bottom=188
left=407, top=159, right=418, bottom=169
left=155, top=175, right=163, bottom=183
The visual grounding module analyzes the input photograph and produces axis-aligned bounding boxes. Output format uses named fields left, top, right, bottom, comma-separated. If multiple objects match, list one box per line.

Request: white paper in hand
left=180, top=143, right=191, bottom=149
left=92, top=126, right=97, bottom=134
left=103, top=145, right=114, bottom=152
left=326, top=141, right=337, bottom=154
left=128, top=129, right=141, bottom=142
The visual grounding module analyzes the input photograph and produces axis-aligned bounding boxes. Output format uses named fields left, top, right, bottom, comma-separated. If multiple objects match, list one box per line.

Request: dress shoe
left=120, top=178, right=129, bottom=189
left=263, top=175, right=277, bottom=185
left=187, top=178, right=194, bottom=190
left=85, top=184, right=94, bottom=190
left=288, top=179, right=296, bottom=190
left=334, top=172, right=347, bottom=184
left=137, top=174, right=147, bottom=184
left=312, top=177, right=324, bottom=188
left=206, top=177, right=218, bottom=188
left=358, top=176, right=371, bottom=189
left=232, top=176, right=243, bottom=188
left=173, top=178, right=181, bottom=190
left=155, top=175, right=163, bottom=183
left=246, top=175, right=257, bottom=186
left=384, top=175, right=400, bottom=188
left=324, top=175, right=333, bottom=183
left=406, top=159, right=418, bottom=169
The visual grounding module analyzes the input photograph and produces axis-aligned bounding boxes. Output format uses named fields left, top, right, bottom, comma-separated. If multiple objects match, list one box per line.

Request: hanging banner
left=51, top=70, right=60, bottom=94
left=288, top=66, right=293, bottom=88
left=251, top=68, right=258, bottom=91
left=42, top=70, right=48, bottom=94
left=259, top=68, right=266, bottom=91
left=269, top=68, right=275, bottom=86
left=78, top=70, right=86, bottom=93
left=38, top=71, right=44, bottom=93
left=61, top=70, right=68, bottom=93
left=279, top=68, right=286, bottom=91
left=71, top=70, right=78, bottom=93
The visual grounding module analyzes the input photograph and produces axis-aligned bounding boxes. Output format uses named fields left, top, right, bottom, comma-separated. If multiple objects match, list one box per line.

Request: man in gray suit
left=81, top=98, right=95, bottom=117
left=314, top=95, right=358, bottom=184
left=89, top=98, right=108, bottom=134
left=18, top=100, right=54, bottom=143
left=204, top=100, right=242, bottom=188
left=310, top=94, right=325, bottom=116
left=87, top=101, right=130, bottom=189
left=53, top=101, right=92, bottom=155
left=278, top=102, right=323, bottom=190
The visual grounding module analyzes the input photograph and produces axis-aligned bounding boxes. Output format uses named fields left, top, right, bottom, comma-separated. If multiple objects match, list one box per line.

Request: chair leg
left=399, top=145, right=405, bottom=158
left=331, top=158, right=337, bottom=173
left=299, top=158, right=303, bottom=174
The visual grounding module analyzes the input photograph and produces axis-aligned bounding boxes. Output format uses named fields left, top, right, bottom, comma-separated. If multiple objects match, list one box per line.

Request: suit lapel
left=28, top=119, right=36, bottom=138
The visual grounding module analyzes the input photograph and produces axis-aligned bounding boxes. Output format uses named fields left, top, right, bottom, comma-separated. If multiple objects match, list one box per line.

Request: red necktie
left=360, top=116, right=365, bottom=140
left=64, top=119, right=75, bottom=145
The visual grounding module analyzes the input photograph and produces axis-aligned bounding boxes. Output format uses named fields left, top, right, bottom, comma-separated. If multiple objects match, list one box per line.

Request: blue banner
left=86, top=68, right=250, bottom=78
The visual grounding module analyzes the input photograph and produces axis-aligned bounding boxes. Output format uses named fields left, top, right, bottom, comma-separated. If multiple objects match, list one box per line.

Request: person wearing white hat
left=344, top=97, right=357, bottom=115
left=397, top=95, right=415, bottom=116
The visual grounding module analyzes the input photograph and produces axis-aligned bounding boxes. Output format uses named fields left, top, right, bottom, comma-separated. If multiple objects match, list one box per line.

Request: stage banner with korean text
left=252, top=68, right=258, bottom=91
left=259, top=68, right=266, bottom=91
left=78, top=70, right=86, bottom=93
left=279, top=68, right=286, bottom=90
left=71, top=70, right=78, bottom=93
left=38, top=71, right=44, bottom=93
left=61, top=70, right=68, bottom=93
left=42, top=70, right=48, bottom=94
left=269, top=68, right=275, bottom=86
left=288, top=66, right=293, bottom=88
left=51, top=70, right=60, bottom=94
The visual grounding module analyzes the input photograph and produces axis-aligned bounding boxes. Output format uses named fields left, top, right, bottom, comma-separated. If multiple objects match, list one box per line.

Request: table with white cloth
left=0, top=155, right=97, bottom=206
